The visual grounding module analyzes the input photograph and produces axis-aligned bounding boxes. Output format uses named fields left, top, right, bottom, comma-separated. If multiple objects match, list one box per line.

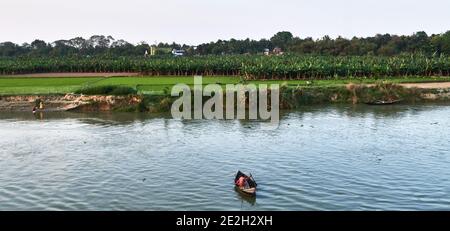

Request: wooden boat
left=234, top=171, right=257, bottom=196
left=365, top=99, right=402, bottom=105
left=234, top=187, right=256, bottom=205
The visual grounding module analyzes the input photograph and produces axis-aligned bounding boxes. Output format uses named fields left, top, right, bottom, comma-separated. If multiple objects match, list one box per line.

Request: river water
left=1, top=103, right=450, bottom=211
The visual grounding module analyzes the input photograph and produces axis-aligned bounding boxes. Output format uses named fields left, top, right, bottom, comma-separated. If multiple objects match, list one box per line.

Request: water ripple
left=1, top=104, right=450, bottom=210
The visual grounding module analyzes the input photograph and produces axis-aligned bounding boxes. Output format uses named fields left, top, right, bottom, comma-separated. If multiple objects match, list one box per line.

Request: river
left=1, top=103, right=450, bottom=210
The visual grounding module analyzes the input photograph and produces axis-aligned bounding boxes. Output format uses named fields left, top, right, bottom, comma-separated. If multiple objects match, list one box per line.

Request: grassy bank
left=1, top=76, right=450, bottom=113
left=2, top=76, right=450, bottom=96
left=129, top=83, right=450, bottom=113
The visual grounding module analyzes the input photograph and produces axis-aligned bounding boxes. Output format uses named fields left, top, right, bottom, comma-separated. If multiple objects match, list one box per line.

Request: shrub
left=75, top=85, right=137, bottom=95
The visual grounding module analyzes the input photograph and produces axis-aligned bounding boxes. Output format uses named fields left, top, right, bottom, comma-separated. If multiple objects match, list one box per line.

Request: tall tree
left=270, top=31, right=293, bottom=50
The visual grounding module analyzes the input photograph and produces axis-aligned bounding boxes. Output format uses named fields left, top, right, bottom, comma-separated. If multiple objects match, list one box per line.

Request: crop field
left=1, top=54, right=449, bottom=79
left=1, top=76, right=450, bottom=95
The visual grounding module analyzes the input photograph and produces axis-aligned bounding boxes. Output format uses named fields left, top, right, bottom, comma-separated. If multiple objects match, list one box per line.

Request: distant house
left=172, top=49, right=185, bottom=57
left=273, top=47, right=284, bottom=55
left=263, top=47, right=283, bottom=56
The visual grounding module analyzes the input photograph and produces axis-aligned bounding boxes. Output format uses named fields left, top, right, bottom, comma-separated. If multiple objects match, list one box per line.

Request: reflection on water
left=234, top=187, right=257, bottom=207
left=1, top=102, right=450, bottom=211
left=3, top=102, right=449, bottom=124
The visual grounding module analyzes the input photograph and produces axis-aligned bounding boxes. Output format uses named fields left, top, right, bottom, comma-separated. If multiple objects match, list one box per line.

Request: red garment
left=236, top=176, right=246, bottom=187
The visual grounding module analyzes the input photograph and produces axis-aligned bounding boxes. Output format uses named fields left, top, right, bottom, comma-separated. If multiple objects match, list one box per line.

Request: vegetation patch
left=1, top=54, right=450, bottom=78
left=75, top=85, right=137, bottom=95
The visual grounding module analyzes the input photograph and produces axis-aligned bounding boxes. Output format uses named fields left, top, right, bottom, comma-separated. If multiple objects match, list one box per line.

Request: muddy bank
left=140, top=84, right=450, bottom=112
left=278, top=84, right=450, bottom=108
left=1, top=84, right=450, bottom=112
left=0, top=94, right=141, bottom=112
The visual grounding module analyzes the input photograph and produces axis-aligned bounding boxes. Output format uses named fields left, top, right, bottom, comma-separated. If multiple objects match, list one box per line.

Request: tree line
left=1, top=31, right=449, bottom=57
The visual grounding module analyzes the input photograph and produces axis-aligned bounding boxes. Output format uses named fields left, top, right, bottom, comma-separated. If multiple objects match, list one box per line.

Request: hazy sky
left=1, top=0, right=449, bottom=45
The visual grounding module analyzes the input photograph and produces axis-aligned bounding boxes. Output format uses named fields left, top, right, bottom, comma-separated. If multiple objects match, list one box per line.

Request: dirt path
left=398, top=82, right=450, bottom=89
left=0, top=72, right=140, bottom=78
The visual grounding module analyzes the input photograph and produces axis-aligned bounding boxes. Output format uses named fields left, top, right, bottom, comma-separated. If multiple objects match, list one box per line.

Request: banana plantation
left=1, top=54, right=449, bottom=79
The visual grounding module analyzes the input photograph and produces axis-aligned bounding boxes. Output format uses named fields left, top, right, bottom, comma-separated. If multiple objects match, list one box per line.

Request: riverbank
left=0, top=94, right=141, bottom=112
left=1, top=82, right=450, bottom=112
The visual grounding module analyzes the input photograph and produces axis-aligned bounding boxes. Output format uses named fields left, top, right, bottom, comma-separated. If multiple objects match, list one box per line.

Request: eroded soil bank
left=0, top=94, right=141, bottom=112
left=1, top=84, right=450, bottom=112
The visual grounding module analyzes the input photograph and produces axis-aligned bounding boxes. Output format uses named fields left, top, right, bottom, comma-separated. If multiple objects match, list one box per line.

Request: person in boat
left=236, top=176, right=250, bottom=189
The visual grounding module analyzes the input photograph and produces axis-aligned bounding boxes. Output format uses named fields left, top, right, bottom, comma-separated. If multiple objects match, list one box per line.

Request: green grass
left=92, top=76, right=242, bottom=85
left=1, top=76, right=450, bottom=95
left=90, top=76, right=243, bottom=95
left=0, top=77, right=103, bottom=95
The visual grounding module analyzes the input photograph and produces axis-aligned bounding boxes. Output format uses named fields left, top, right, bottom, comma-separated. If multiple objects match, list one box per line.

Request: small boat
left=234, top=187, right=256, bottom=205
left=32, top=108, right=53, bottom=113
left=234, top=171, right=257, bottom=196
left=365, top=99, right=402, bottom=105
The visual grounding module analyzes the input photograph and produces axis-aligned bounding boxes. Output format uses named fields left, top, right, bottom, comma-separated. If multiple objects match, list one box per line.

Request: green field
left=1, top=76, right=450, bottom=95
left=1, top=55, right=450, bottom=78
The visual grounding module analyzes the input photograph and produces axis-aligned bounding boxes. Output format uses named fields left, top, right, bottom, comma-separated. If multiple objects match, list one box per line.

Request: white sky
left=1, top=0, right=449, bottom=45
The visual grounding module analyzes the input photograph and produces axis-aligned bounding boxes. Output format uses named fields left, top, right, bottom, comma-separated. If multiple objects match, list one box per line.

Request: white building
left=172, top=49, right=185, bottom=57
